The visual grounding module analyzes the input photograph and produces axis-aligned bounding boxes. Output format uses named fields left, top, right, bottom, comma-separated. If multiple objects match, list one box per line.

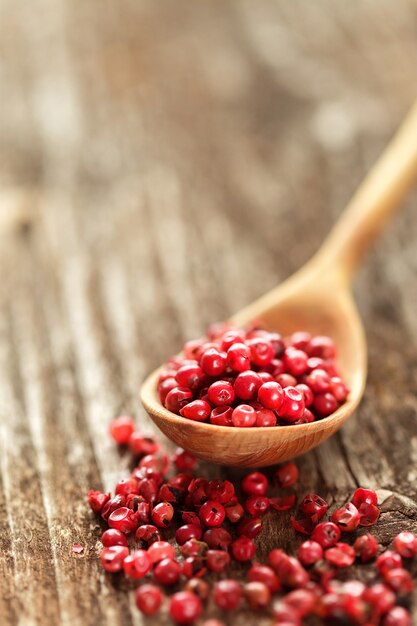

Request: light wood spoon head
left=140, top=269, right=366, bottom=467
left=141, top=101, right=417, bottom=467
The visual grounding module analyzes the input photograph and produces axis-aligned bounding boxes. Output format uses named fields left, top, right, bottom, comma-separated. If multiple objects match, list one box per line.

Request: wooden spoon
left=141, top=102, right=417, bottom=467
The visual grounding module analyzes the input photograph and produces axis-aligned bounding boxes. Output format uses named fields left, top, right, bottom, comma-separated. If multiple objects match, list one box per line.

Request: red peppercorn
left=276, top=555, right=309, bottom=588
left=384, top=607, right=411, bottom=626
left=165, top=386, right=194, bottom=413
left=147, top=541, right=176, bottom=564
left=135, top=584, right=163, bottom=616
left=234, top=370, right=263, bottom=401
left=169, top=591, right=202, bottom=624
left=331, top=502, right=360, bottom=532
left=353, top=532, right=378, bottom=562
left=180, top=400, right=211, bottom=422
left=172, top=448, right=197, bottom=471
left=330, top=376, right=349, bottom=401
left=100, top=545, right=129, bottom=573
left=154, top=558, right=182, bottom=586
left=363, top=583, right=395, bottom=615
left=206, top=479, right=235, bottom=504
left=200, top=348, right=226, bottom=377
left=358, top=502, right=380, bottom=526
left=182, top=556, right=207, bottom=579
left=210, top=406, right=233, bottom=426
left=206, top=549, right=231, bottom=573
left=199, top=500, right=226, bottom=527
left=129, top=433, right=160, bottom=456
left=258, top=371, right=275, bottom=384
left=181, top=511, right=201, bottom=526
left=384, top=568, right=414, bottom=594
left=123, top=549, right=153, bottom=579
left=245, top=495, right=270, bottom=517
left=230, top=536, right=256, bottom=562
left=258, top=381, right=284, bottom=410
left=213, top=579, right=242, bottom=610
left=313, top=392, right=338, bottom=417
left=267, top=548, right=287, bottom=573
left=242, top=471, right=268, bottom=495
left=188, top=477, right=208, bottom=505
left=180, top=539, right=209, bottom=558
left=299, top=493, right=328, bottom=521
left=290, top=516, right=317, bottom=535
left=158, top=377, right=178, bottom=404
left=236, top=517, right=263, bottom=539
left=305, top=368, right=331, bottom=393
left=282, top=347, right=309, bottom=376
left=220, top=329, right=245, bottom=351
left=289, top=330, right=312, bottom=350
left=109, top=416, right=135, bottom=445
left=275, top=462, right=299, bottom=488
left=231, top=404, right=257, bottom=427
left=308, top=335, right=336, bottom=359
left=135, top=524, right=161, bottom=546
left=225, top=501, right=245, bottom=523
left=276, top=373, right=298, bottom=388
left=295, top=383, right=314, bottom=406
left=269, top=494, right=296, bottom=511
left=88, top=490, right=110, bottom=514
left=115, top=477, right=139, bottom=497
left=244, top=581, right=271, bottom=610
left=311, top=521, right=341, bottom=548
left=248, top=564, right=281, bottom=593
left=151, top=502, right=174, bottom=528
left=101, top=494, right=126, bottom=521
left=255, top=407, right=277, bottom=426
left=184, top=578, right=209, bottom=602
left=393, top=531, right=417, bottom=558
left=101, top=529, right=128, bottom=548
left=175, top=525, right=203, bottom=546
left=324, top=542, right=355, bottom=567
left=108, top=507, right=139, bottom=534
left=203, top=527, right=232, bottom=550
left=351, top=487, right=378, bottom=508
left=297, top=540, right=323, bottom=567
left=207, top=380, right=235, bottom=406
left=226, top=343, right=251, bottom=372
left=176, top=363, right=205, bottom=390
left=247, top=338, right=275, bottom=367
left=376, top=550, right=403, bottom=576
left=272, top=600, right=301, bottom=624
left=278, top=387, right=305, bottom=422
left=284, top=589, right=317, bottom=617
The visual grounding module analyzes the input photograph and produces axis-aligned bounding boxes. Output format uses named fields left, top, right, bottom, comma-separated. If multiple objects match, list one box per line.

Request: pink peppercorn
left=393, top=531, right=417, bottom=558
left=169, top=591, right=202, bottom=624
left=123, top=550, right=153, bottom=579
left=135, top=584, right=163, bottom=616
left=214, top=579, right=242, bottom=610
left=100, top=545, right=129, bottom=573
left=231, top=536, right=256, bottom=562
left=109, top=416, right=135, bottom=445
left=154, top=558, right=182, bottom=586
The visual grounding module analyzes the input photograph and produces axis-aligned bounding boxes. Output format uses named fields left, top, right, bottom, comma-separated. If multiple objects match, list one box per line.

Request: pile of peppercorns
left=158, top=323, right=349, bottom=427
left=86, top=415, right=414, bottom=625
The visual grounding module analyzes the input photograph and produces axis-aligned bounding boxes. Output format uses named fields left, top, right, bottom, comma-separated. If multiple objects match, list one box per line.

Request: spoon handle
left=316, top=101, right=417, bottom=282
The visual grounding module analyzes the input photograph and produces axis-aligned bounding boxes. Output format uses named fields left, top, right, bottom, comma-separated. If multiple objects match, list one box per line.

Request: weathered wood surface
left=1, top=1, right=417, bottom=624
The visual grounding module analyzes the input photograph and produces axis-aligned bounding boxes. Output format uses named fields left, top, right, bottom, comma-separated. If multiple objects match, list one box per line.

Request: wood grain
left=1, top=1, right=417, bottom=624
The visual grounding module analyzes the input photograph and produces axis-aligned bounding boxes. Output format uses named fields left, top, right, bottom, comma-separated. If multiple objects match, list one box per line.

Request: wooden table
left=1, top=1, right=417, bottom=624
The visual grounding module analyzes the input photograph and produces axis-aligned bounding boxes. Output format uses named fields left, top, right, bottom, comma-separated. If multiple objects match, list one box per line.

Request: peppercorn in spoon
left=141, top=102, right=417, bottom=467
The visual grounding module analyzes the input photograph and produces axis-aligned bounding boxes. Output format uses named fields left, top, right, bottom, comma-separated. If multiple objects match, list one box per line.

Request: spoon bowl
left=141, top=101, right=417, bottom=467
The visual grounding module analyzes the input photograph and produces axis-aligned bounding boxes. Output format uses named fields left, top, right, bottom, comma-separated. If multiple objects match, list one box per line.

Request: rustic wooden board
left=1, top=1, right=417, bottom=624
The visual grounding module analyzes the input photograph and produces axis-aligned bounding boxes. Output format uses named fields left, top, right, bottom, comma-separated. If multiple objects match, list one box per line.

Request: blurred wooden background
left=1, top=1, right=417, bottom=624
